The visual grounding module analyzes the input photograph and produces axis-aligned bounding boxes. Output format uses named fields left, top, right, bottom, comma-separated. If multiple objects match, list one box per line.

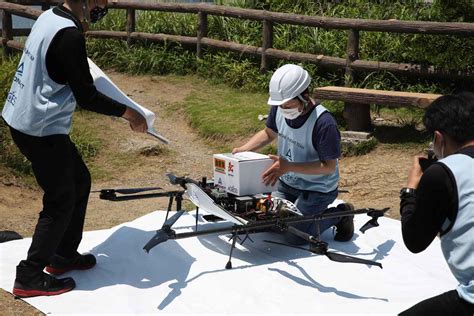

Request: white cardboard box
left=213, top=152, right=277, bottom=196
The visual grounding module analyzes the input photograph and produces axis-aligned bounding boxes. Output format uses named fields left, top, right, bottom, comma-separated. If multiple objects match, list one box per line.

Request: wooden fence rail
left=1, top=0, right=473, bottom=131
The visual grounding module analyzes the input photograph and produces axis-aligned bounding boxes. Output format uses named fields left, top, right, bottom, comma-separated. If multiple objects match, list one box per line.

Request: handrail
left=4, top=0, right=474, bottom=35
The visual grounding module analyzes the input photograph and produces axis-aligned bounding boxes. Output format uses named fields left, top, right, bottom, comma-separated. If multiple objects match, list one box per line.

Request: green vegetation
left=172, top=80, right=268, bottom=140
left=88, top=0, right=472, bottom=93
left=342, top=138, right=379, bottom=157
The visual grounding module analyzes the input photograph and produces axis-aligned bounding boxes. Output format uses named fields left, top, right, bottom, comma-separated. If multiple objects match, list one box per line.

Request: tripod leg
left=225, top=233, right=238, bottom=270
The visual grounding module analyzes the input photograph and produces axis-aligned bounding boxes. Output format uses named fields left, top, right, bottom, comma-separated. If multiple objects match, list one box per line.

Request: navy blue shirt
left=266, top=105, right=341, bottom=160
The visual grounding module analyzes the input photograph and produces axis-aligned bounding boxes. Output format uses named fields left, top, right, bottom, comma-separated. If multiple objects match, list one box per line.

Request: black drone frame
left=97, top=175, right=389, bottom=270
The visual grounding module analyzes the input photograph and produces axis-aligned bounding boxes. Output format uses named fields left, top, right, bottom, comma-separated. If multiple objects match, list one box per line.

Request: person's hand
left=232, top=147, right=243, bottom=154
left=122, top=107, right=147, bottom=133
left=406, top=155, right=424, bottom=189
left=262, top=154, right=290, bottom=186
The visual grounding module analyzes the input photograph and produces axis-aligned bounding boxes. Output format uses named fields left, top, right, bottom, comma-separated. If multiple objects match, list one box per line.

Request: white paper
left=88, top=58, right=169, bottom=144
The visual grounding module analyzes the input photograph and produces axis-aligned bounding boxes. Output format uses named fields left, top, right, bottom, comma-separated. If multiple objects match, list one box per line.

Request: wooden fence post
left=2, top=10, right=13, bottom=56
left=197, top=11, right=207, bottom=59
left=343, top=29, right=371, bottom=131
left=260, top=19, right=273, bottom=72
left=126, top=8, right=136, bottom=47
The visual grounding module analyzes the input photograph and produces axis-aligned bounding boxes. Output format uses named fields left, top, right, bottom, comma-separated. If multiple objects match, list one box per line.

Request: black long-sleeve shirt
left=45, top=5, right=126, bottom=117
left=400, top=146, right=474, bottom=253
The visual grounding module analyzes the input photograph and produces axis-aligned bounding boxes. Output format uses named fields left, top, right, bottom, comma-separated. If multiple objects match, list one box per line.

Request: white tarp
left=0, top=210, right=457, bottom=315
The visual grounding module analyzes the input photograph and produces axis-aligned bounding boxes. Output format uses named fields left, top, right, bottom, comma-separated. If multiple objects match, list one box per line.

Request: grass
left=169, top=79, right=268, bottom=141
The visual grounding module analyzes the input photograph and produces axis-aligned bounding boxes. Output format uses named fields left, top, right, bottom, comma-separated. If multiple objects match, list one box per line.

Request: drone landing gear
left=225, top=233, right=238, bottom=269
left=195, top=207, right=199, bottom=232
left=164, top=192, right=184, bottom=222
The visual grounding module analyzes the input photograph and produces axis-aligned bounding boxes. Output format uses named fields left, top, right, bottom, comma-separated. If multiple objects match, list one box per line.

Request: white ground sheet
left=0, top=210, right=457, bottom=315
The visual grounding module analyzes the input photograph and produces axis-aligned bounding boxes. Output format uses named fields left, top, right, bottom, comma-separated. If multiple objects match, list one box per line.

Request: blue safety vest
left=276, top=105, right=339, bottom=193
left=438, top=153, right=474, bottom=303
left=2, top=9, right=77, bottom=136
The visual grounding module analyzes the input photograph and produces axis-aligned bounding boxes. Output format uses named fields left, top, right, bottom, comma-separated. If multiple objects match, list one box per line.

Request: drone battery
left=213, top=152, right=277, bottom=196
left=234, top=196, right=257, bottom=213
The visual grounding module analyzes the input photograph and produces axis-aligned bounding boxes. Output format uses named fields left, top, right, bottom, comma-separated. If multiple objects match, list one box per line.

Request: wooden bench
left=314, top=86, right=442, bottom=131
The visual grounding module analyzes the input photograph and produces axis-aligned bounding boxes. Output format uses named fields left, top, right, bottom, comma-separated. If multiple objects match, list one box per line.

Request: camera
left=419, top=150, right=438, bottom=172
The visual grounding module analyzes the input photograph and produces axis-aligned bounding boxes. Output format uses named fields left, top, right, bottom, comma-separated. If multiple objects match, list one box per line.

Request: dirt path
left=0, top=71, right=421, bottom=315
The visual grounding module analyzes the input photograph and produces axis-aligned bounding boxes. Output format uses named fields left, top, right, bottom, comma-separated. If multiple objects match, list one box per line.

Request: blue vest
left=276, top=105, right=339, bottom=193
left=2, top=9, right=77, bottom=136
left=438, top=154, right=474, bottom=303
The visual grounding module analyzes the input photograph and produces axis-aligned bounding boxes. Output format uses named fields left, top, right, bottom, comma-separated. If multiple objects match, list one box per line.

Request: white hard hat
left=267, top=64, right=311, bottom=106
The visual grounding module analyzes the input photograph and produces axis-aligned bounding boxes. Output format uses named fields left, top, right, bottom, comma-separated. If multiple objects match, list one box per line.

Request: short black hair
left=423, top=92, right=474, bottom=144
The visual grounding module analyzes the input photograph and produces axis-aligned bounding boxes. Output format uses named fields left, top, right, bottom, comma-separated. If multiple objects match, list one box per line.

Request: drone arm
left=286, top=226, right=316, bottom=243
left=99, top=190, right=184, bottom=202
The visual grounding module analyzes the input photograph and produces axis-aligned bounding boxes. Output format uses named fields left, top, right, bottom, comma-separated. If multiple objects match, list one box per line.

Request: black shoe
left=334, top=203, right=355, bottom=242
left=45, top=253, right=96, bottom=276
left=13, top=271, right=75, bottom=298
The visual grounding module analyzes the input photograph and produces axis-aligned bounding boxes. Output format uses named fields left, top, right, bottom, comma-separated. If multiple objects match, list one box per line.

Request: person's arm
left=285, top=159, right=337, bottom=174
left=232, top=128, right=277, bottom=154
left=262, top=156, right=336, bottom=186
left=52, top=28, right=146, bottom=131
left=400, top=159, right=457, bottom=253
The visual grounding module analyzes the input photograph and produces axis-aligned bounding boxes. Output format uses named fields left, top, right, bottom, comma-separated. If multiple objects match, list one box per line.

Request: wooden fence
left=1, top=0, right=473, bottom=130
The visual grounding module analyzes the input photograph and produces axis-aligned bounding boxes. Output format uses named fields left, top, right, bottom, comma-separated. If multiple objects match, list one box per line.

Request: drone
left=97, top=174, right=389, bottom=269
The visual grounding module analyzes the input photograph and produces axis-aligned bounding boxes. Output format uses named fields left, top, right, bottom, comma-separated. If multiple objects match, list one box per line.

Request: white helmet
left=267, top=64, right=311, bottom=106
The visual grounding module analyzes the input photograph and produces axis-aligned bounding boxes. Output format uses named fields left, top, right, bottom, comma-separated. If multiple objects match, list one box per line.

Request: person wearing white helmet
left=233, top=64, right=353, bottom=244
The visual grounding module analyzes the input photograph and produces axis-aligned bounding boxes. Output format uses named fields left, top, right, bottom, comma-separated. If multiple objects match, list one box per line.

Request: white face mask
left=280, top=107, right=301, bottom=120
left=433, top=134, right=445, bottom=159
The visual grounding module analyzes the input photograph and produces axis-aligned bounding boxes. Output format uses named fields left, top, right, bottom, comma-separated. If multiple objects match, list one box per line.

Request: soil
left=0, top=71, right=422, bottom=315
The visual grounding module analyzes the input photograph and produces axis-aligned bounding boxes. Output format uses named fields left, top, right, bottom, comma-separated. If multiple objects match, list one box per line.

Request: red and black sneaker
left=13, top=272, right=75, bottom=298
left=45, top=253, right=96, bottom=276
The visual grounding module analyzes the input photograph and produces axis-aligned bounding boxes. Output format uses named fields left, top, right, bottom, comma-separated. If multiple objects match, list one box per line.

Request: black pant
left=399, top=290, right=474, bottom=316
left=10, top=127, right=91, bottom=277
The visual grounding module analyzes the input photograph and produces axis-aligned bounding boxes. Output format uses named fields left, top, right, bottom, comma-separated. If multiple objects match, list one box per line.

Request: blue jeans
left=273, top=181, right=339, bottom=245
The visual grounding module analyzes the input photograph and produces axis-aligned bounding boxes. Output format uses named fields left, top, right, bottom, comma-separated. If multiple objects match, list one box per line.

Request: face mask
left=433, top=134, right=445, bottom=159
left=89, top=6, right=108, bottom=23
left=82, top=1, right=108, bottom=24
left=280, top=107, right=301, bottom=120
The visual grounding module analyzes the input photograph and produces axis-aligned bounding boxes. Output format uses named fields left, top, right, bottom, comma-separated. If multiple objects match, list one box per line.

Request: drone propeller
left=163, top=210, right=185, bottom=227
left=360, top=207, right=390, bottom=234
left=92, top=187, right=162, bottom=195
left=143, top=210, right=185, bottom=253
left=264, top=240, right=382, bottom=269
left=143, top=230, right=172, bottom=253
